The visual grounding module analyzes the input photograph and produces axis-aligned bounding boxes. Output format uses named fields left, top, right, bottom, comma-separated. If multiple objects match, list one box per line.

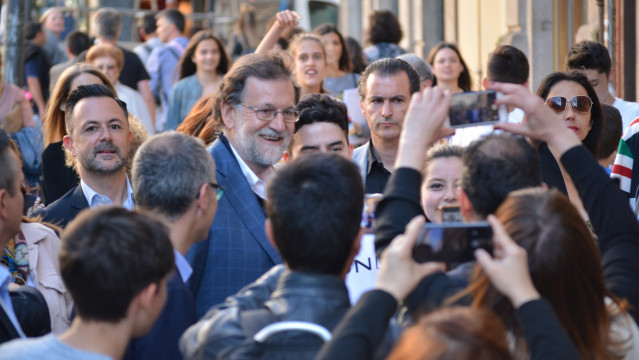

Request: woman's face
left=545, top=80, right=592, bottom=141
left=294, top=39, right=327, bottom=91
left=321, top=32, right=342, bottom=69
left=192, top=39, right=221, bottom=74
left=421, top=157, right=463, bottom=223
left=432, top=48, right=464, bottom=84
left=92, top=56, right=120, bottom=85
left=44, top=10, right=65, bottom=35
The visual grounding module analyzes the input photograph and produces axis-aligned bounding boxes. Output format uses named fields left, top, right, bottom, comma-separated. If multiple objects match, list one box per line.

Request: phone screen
left=412, top=222, right=493, bottom=267
left=447, top=90, right=507, bottom=128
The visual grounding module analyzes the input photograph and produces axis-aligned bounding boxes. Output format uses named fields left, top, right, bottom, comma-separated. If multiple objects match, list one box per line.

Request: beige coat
left=19, top=222, right=73, bottom=334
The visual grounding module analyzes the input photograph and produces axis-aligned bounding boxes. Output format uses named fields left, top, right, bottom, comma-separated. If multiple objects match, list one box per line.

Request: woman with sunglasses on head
left=535, top=71, right=603, bottom=224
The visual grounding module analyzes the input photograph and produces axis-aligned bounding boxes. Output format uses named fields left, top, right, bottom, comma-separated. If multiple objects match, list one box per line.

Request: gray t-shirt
left=0, top=334, right=113, bottom=360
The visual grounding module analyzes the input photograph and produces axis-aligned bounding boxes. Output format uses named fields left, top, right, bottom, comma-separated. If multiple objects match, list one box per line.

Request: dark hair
left=346, top=37, right=368, bottom=74
left=157, top=9, right=185, bottom=33
left=133, top=132, right=214, bottom=221
left=536, top=71, right=603, bottom=158
left=358, top=58, right=420, bottom=100
left=465, top=188, right=628, bottom=359
left=24, top=22, right=42, bottom=41
left=65, top=84, right=128, bottom=135
left=388, top=307, right=510, bottom=360
left=266, top=153, right=364, bottom=275
left=367, top=10, right=403, bottom=45
left=212, top=53, right=300, bottom=131
left=461, top=134, right=542, bottom=217
left=427, top=42, right=472, bottom=92
left=0, top=130, right=19, bottom=196
left=599, top=104, right=622, bottom=160
left=487, top=45, right=529, bottom=84
left=294, top=93, right=349, bottom=140
left=43, top=63, right=116, bottom=146
left=140, top=12, right=157, bottom=34
left=313, top=23, right=352, bottom=72
left=60, top=207, right=174, bottom=322
left=66, top=31, right=90, bottom=56
left=178, top=30, right=229, bottom=79
left=566, top=41, right=612, bottom=76
left=424, top=144, right=463, bottom=172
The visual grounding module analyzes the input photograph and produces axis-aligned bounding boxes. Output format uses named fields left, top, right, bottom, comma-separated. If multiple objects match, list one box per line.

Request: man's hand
left=395, top=86, right=455, bottom=171
left=375, top=216, right=445, bottom=302
left=475, top=215, right=540, bottom=308
left=490, top=82, right=581, bottom=156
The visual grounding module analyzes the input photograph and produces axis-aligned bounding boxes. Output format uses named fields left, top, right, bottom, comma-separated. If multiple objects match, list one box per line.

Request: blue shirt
left=166, top=74, right=202, bottom=130
left=0, top=265, right=25, bottom=338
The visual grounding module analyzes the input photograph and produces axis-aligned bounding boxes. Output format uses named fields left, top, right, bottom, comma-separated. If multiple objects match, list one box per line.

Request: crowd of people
left=0, top=4, right=638, bottom=360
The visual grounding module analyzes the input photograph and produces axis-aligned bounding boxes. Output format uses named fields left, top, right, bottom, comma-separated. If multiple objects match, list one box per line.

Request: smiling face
left=420, top=157, right=463, bottom=223
left=361, top=71, right=411, bottom=145
left=64, top=96, right=131, bottom=177
left=546, top=80, right=592, bottom=141
left=432, top=47, right=464, bottom=83
left=290, top=122, right=350, bottom=159
left=92, top=56, right=120, bottom=86
left=321, top=32, right=342, bottom=70
left=293, top=39, right=327, bottom=93
left=193, top=38, right=221, bottom=74
left=223, top=77, right=296, bottom=172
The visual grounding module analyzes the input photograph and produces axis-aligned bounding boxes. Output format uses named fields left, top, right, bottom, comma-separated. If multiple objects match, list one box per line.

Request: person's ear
left=221, top=102, right=238, bottom=129
left=0, top=189, right=8, bottom=221
left=608, top=68, right=616, bottom=83
left=458, top=188, right=474, bottom=221
left=265, top=219, right=278, bottom=251
left=62, top=135, right=76, bottom=157
left=196, top=182, right=210, bottom=212
left=482, top=78, right=488, bottom=90
left=348, top=143, right=353, bottom=159
left=134, top=281, right=158, bottom=313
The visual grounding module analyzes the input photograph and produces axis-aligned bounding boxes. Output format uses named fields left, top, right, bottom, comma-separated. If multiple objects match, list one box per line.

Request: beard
left=233, top=127, right=290, bottom=169
left=78, top=141, right=127, bottom=176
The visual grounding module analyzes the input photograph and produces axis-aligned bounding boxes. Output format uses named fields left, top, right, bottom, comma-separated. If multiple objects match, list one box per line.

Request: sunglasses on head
left=545, top=96, right=593, bottom=113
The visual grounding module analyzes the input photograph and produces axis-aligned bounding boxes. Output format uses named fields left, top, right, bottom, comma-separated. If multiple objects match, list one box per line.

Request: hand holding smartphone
left=446, top=90, right=507, bottom=128
left=412, top=222, right=493, bottom=267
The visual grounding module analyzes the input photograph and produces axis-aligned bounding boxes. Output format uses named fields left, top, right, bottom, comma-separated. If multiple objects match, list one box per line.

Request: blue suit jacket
left=186, top=135, right=282, bottom=317
left=123, top=269, right=196, bottom=360
left=34, top=185, right=89, bottom=229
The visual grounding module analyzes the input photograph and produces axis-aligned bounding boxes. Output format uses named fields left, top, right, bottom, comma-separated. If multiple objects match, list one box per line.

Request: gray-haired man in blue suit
left=186, top=53, right=300, bottom=316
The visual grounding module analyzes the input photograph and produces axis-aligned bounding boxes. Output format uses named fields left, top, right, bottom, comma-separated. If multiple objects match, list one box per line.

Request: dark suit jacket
left=0, top=305, right=20, bottom=345
left=41, top=141, right=80, bottom=206
left=34, top=185, right=88, bottom=229
left=186, top=134, right=282, bottom=317
left=124, top=269, right=197, bottom=360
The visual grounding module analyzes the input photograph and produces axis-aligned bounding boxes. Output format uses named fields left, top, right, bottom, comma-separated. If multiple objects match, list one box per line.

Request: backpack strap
left=254, top=322, right=331, bottom=342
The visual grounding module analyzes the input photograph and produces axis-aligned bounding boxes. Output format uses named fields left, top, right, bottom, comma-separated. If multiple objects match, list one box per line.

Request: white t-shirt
left=612, top=97, right=639, bottom=133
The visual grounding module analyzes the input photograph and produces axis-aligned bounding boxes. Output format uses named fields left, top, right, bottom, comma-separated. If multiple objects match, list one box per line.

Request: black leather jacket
left=180, top=268, right=351, bottom=360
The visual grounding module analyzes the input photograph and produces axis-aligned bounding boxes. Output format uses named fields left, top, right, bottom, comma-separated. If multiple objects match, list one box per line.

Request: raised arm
left=255, top=10, right=301, bottom=55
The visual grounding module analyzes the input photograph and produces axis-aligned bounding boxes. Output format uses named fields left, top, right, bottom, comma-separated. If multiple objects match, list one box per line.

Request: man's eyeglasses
left=545, top=96, right=593, bottom=114
left=239, top=103, right=300, bottom=123
left=197, top=182, right=225, bottom=201
left=210, top=182, right=225, bottom=201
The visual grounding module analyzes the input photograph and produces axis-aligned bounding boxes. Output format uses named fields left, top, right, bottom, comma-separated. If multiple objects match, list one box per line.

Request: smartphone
left=446, top=90, right=507, bottom=128
left=440, top=205, right=463, bottom=223
left=412, top=222, right=493, bottom=266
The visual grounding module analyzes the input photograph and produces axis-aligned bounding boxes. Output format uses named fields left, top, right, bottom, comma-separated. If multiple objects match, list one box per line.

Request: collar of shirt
left=0, top=265, right=26, bottom=338
left=173, top=249, right=192, bottom=283
left=366, top=141, right=386, bottom=175
left=80, top=177, right=135, bottom=210
left=228, top=142, right=268, bottom=200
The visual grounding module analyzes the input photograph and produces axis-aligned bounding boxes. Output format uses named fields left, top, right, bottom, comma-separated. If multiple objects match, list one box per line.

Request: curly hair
left=366, top=10, right=403, bottom=45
